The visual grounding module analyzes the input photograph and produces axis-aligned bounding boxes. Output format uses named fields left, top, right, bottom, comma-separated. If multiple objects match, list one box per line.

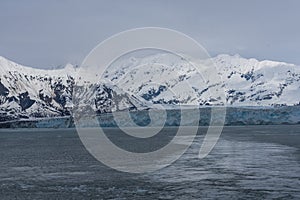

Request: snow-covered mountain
left=214, top=54, right=300, bottom=106
left=103, top=53, right=300, bottom=107
left=0, top=56, right=146, bottom=122
left=0, top=54, right=299, bottom=122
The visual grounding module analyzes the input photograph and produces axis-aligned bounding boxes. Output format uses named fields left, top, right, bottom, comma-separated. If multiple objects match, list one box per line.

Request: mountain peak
left=214, top=54, right=296, bottom=67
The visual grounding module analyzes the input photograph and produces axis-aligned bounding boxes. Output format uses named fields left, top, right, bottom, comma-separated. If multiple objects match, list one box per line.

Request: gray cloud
left=0, top=0, right=299, bottom=68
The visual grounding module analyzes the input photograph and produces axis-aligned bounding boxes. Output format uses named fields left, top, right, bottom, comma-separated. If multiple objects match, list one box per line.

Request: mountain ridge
left=0, top=54, right=299, bottom=122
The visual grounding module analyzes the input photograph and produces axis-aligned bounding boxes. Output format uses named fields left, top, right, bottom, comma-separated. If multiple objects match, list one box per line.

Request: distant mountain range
left=0, top=54, right=299, bottom=122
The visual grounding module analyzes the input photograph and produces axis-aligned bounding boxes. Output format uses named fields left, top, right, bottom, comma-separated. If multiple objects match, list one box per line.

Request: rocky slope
left=0, top=56, right=145, bottom=122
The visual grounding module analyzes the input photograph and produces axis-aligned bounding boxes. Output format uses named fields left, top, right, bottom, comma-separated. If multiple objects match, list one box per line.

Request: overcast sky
left=0, top=0, right=299, bottom=69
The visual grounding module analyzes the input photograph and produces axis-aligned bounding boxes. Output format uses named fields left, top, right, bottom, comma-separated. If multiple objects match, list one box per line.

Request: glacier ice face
left=1, top=106, right=299, bottom=128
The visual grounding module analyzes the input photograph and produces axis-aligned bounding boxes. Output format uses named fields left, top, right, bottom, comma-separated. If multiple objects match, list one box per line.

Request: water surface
left=0, top=125, right=299, bottom=199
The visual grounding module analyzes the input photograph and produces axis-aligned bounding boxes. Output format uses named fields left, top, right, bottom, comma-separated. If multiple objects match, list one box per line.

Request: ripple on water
left=145, top=135, right=300, bottom=198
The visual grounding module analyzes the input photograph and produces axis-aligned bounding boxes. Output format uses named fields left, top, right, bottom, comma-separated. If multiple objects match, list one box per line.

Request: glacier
left=1, top=106, right=299, bottom=128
